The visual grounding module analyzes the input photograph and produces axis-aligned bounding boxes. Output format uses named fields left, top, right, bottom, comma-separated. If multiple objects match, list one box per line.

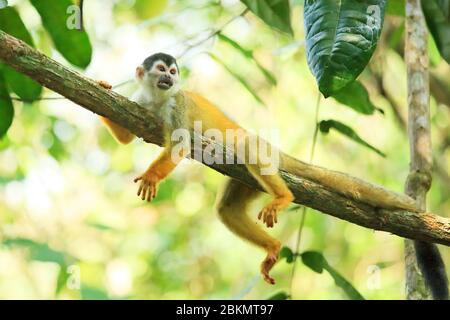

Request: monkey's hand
left=134, top=172, right=159, bottom=202
left=97, top=80, right=112, bottom=90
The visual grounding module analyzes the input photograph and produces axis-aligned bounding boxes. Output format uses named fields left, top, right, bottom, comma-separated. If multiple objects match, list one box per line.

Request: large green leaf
left=304, top=0, right=387, bottom=97
left=422, top=0, right=450, bottom=64
left=0, top=71, right=14, bottom=137
left=218, top=33, right=277, bottom=85
left=30, top=0, right=92, bottom=68
left=301, top=251, right=365, bottom=300
left=0, top=6, right=42, bottom=101
left=319, top=119, right=386, bottom=157
left=241, top=0, right=293, bottom=35
left=333, top=80, right=380, bottom=115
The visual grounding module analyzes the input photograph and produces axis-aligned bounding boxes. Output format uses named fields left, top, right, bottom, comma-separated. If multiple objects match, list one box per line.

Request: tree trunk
left=404, top=0, right=432, bottom=300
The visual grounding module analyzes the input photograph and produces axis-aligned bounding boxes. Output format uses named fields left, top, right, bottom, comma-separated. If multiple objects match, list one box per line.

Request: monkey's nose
left=157, top=75, right=173, bottom=90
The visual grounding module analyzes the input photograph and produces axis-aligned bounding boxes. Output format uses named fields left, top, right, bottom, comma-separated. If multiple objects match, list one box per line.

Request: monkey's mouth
left=157, top=79, right=173, bottom=90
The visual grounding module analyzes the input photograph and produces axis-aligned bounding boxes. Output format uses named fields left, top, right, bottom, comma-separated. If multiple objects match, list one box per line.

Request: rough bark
left=0, top=30, right=449, bottom=247
left=404, top=0, right=432, bottom=300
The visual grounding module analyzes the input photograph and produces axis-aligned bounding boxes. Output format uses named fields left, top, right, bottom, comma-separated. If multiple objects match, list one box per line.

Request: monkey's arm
left=100, top=116, right=135, bottom=144
left=134, top=146, right=186, bottom=202
left=96, top=80, right=135, bottom=145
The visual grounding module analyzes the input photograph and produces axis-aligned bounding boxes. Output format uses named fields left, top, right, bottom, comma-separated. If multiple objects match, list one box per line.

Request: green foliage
left=2, top=238, right=70, bottom=265
left=301, top=251, right=365, bottom=300
left=386, top=0, right=405, bottom=16
left=29, top=0, right=92, bottom=68
left=267, top=291, right=290, bottom=300
left=81, top=286, right=110, bottom=300
left=1, top=0, right=449, bottom=300
left=0, top=71, right=14, bottom=137
left=304, top=0, right=387, bottom=97
left=0, top=6, right=42, bottom=101
left=332, top=80, right=381, bottom=115
left=209, top=53, right=264, bottom=104
left=218, top=33, right=277, bottom=85
left=241, top=0, right=293, bottom=35
left=421, top=0, right=450, bottom=64
left=319, top=119, right=386, bottom=157
left=279, top=246, right=295, bottom=263
left=133, top=0, right=168, bottom=19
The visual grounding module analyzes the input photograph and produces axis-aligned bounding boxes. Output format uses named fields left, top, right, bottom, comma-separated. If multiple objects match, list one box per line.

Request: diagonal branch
left=0, top=30, right=449, bottom=246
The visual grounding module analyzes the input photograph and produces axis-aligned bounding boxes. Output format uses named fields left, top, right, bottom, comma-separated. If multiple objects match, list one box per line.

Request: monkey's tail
left=281, top=155, right=449, bottom=299
left=280, top=155, right=419, bottom=211
left=414, top=241, right=449, bottom=300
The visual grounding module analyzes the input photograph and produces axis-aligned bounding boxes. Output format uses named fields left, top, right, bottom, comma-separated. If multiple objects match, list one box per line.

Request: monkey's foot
left=260, top=245, right=280, bottom=285
left=97, top=80, right=112, bottom=90
left=258, top=203, right=281, bottom=228
left=134, top=173, right=159, bottom=202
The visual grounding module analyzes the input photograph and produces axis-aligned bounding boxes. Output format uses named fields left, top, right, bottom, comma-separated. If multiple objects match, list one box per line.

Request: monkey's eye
left=157, top=65, right=165, bottom=72
left=170, top=68, right=177, bottom=75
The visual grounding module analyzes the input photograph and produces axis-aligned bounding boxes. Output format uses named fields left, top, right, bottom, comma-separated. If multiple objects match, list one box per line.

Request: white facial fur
left=137, top=59, right=180, bottom=103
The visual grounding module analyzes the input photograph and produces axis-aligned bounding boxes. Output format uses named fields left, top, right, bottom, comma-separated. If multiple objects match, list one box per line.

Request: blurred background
left=0, top=0, right=449, bottom=299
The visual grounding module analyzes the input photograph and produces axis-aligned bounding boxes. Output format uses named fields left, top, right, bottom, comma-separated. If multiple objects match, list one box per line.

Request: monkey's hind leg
left=216, top=178, right=281, bottom=285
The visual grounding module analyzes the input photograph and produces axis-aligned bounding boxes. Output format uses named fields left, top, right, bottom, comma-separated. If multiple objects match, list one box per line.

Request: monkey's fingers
left=151, top=185, right=158, bottom=200
left=258, top=210, right=263, bottom=220
left=140, top=183, right=149, bottom=200
left=147, top=184, right=157, bottom=202
left=97, top=80, right=112, bottom=90
left=134, top=176, right=143, bottom=183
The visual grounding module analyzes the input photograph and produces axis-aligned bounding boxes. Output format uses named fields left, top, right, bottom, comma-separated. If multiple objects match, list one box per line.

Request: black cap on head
left=143, top=53, right=178, bottom=72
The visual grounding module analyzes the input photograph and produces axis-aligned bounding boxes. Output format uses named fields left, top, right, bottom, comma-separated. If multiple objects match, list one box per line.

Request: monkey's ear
left=136, top=66, right=145, bottom=79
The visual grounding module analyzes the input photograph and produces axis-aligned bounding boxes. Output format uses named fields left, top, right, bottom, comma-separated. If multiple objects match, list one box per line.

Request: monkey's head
left=136, top=53, right=180, bottom=96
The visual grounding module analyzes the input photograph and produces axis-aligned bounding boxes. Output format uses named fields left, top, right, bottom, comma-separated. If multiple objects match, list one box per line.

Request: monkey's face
left=136, top=53, right=180, bottom=96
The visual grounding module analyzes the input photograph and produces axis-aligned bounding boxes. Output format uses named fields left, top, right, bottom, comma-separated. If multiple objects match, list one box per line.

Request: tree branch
left=0, top=30, right=449, bottom=246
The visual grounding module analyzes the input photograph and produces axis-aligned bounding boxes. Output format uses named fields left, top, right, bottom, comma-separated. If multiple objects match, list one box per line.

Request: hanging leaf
left=267, top=291, right=290, bottom=300
left=304, top=0, right=387, bottom=97
left=209, top=53, right=264, bottom=104
left=279, top=246, right=295, bottom=263
left=0, top=6, right=42, bottom=101
left=421, top=0, right=450, bottom=64
left=218, top=33, right=277, bottom=85
left=319, top=119, right=386, bottom=157
left=332, top=80, right=381, bottom=115
left=301, top=251, right=365, bottom=300
left=241, top=0, right=293, bottom=35
left=29, top=0, right=92, bottom=68
left=0, top=71, right=14, bottom=137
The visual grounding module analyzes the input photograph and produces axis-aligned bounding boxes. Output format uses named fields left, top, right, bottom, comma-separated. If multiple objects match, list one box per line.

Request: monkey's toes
left=258, top=206, right=278, bottom=228
left=97, top=80, right=112, bottom=90
left=261, top=254, right=278, bottom=285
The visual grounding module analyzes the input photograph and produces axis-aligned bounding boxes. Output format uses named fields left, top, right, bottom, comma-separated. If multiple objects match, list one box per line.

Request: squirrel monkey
left=98, top=53, right=447, bottom=296
left=98, top=53, right=293, bottom=284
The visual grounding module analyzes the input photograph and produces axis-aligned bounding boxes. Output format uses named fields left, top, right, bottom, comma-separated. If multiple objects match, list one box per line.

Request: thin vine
left=289, top=92, right=321, bottom=298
